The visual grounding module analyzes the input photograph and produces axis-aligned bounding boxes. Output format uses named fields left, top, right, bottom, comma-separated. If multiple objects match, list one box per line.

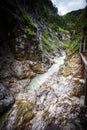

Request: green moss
left=42, top=25, right=70, bottom=52
left=53, top=36, right=60, bottom=46
left=22, top=12, right=37, bottom=29
left=13, top=100, right=34, bottom=130
left=38, top=44, right=43, bottom=51
left=42, top=28, right=53, bottom=51
left=42, top=36, right=51, bottom=47
left=41, top=26, right=65, bottom=51
left=24, top=26, right=35, bottom=36
left=58, top=26, right=68, bottom=33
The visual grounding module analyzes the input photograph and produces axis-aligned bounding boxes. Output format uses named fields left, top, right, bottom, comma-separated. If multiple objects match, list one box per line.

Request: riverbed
left=1, top=52, right=86, bottom=130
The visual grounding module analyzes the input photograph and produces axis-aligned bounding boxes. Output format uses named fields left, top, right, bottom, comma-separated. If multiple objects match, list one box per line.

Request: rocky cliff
left=0, top=0, right=69, bottom=114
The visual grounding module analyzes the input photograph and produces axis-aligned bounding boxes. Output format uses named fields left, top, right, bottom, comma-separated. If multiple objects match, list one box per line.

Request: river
left=26, top=51, right=66, bottom=91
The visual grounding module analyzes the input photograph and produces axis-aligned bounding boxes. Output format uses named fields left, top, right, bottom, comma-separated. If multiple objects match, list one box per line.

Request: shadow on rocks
left=44, top=124, right=61, bottom=130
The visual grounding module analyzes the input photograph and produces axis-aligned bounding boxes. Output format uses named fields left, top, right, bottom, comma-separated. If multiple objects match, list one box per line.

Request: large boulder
left=0, top=84, right=15, bottom=114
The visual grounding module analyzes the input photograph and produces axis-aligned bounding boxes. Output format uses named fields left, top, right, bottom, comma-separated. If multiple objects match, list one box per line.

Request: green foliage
left=47, top=15, right=66, bottom=30
left=22, top=11, right=37, bottom=29
left=71, top=33, right=82, bottom=41
left=76, top=6, right=87, bottom=33
left=38, top=44, right=43, bottom=51
left=48, top=23, right=68, bottom=33
left=63, top=41, right=80, bottom=53
left=1, top=0, right=81, bottom=54
left=42, top=28, right=52, bottom=51
left=58, top=26, right=68, bottom=33
left=62, top=6, right=87, bottom=52
left=63, top=9, right=82, bottom=24
left=62, top=9, right=84, bottom=34
left=42, top=35, right=53, bottom=50
left=42, top=27, right=61, bottom=51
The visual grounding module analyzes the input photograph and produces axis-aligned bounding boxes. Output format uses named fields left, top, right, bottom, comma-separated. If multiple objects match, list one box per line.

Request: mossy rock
left=16, top=100, right=33, bottom=117
left=24, top=26, right=36, bottom=36
left=13, top=100, right=34, bottom=130
left=23, top=111, right=34, bottom=123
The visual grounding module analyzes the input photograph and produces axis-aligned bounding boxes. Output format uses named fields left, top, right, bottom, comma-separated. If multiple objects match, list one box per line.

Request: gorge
left=0, top=0, right=87, bottom=130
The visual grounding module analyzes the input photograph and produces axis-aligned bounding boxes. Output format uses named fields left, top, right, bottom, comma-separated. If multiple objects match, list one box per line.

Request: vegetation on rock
left=13, top=100, right=34, bottom=130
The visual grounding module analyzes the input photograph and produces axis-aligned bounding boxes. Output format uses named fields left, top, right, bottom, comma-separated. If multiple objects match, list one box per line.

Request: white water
left=27, top=51, right=66, bottom=91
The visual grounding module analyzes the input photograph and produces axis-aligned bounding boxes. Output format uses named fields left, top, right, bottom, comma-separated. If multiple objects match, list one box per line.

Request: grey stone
left=11, top=60, right=31, bottom=79
left=0, top=84, right=15, bottom=114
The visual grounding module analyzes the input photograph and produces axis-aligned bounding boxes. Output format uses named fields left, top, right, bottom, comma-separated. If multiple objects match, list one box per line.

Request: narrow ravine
left=0, top=1, right=87, bottom=130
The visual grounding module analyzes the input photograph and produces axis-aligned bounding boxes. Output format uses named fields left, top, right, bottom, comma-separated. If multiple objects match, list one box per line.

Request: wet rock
left=0, top=84, right=15, bottom=114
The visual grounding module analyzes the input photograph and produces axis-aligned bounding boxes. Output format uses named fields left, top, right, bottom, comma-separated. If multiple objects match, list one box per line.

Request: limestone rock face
left=14, top=35, right=39, bottom=60
left=0, top=84, right=15, bottom=114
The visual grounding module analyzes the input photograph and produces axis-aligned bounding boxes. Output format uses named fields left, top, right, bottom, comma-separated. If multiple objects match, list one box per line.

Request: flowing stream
left=26, top=51, right=66, bottom=91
